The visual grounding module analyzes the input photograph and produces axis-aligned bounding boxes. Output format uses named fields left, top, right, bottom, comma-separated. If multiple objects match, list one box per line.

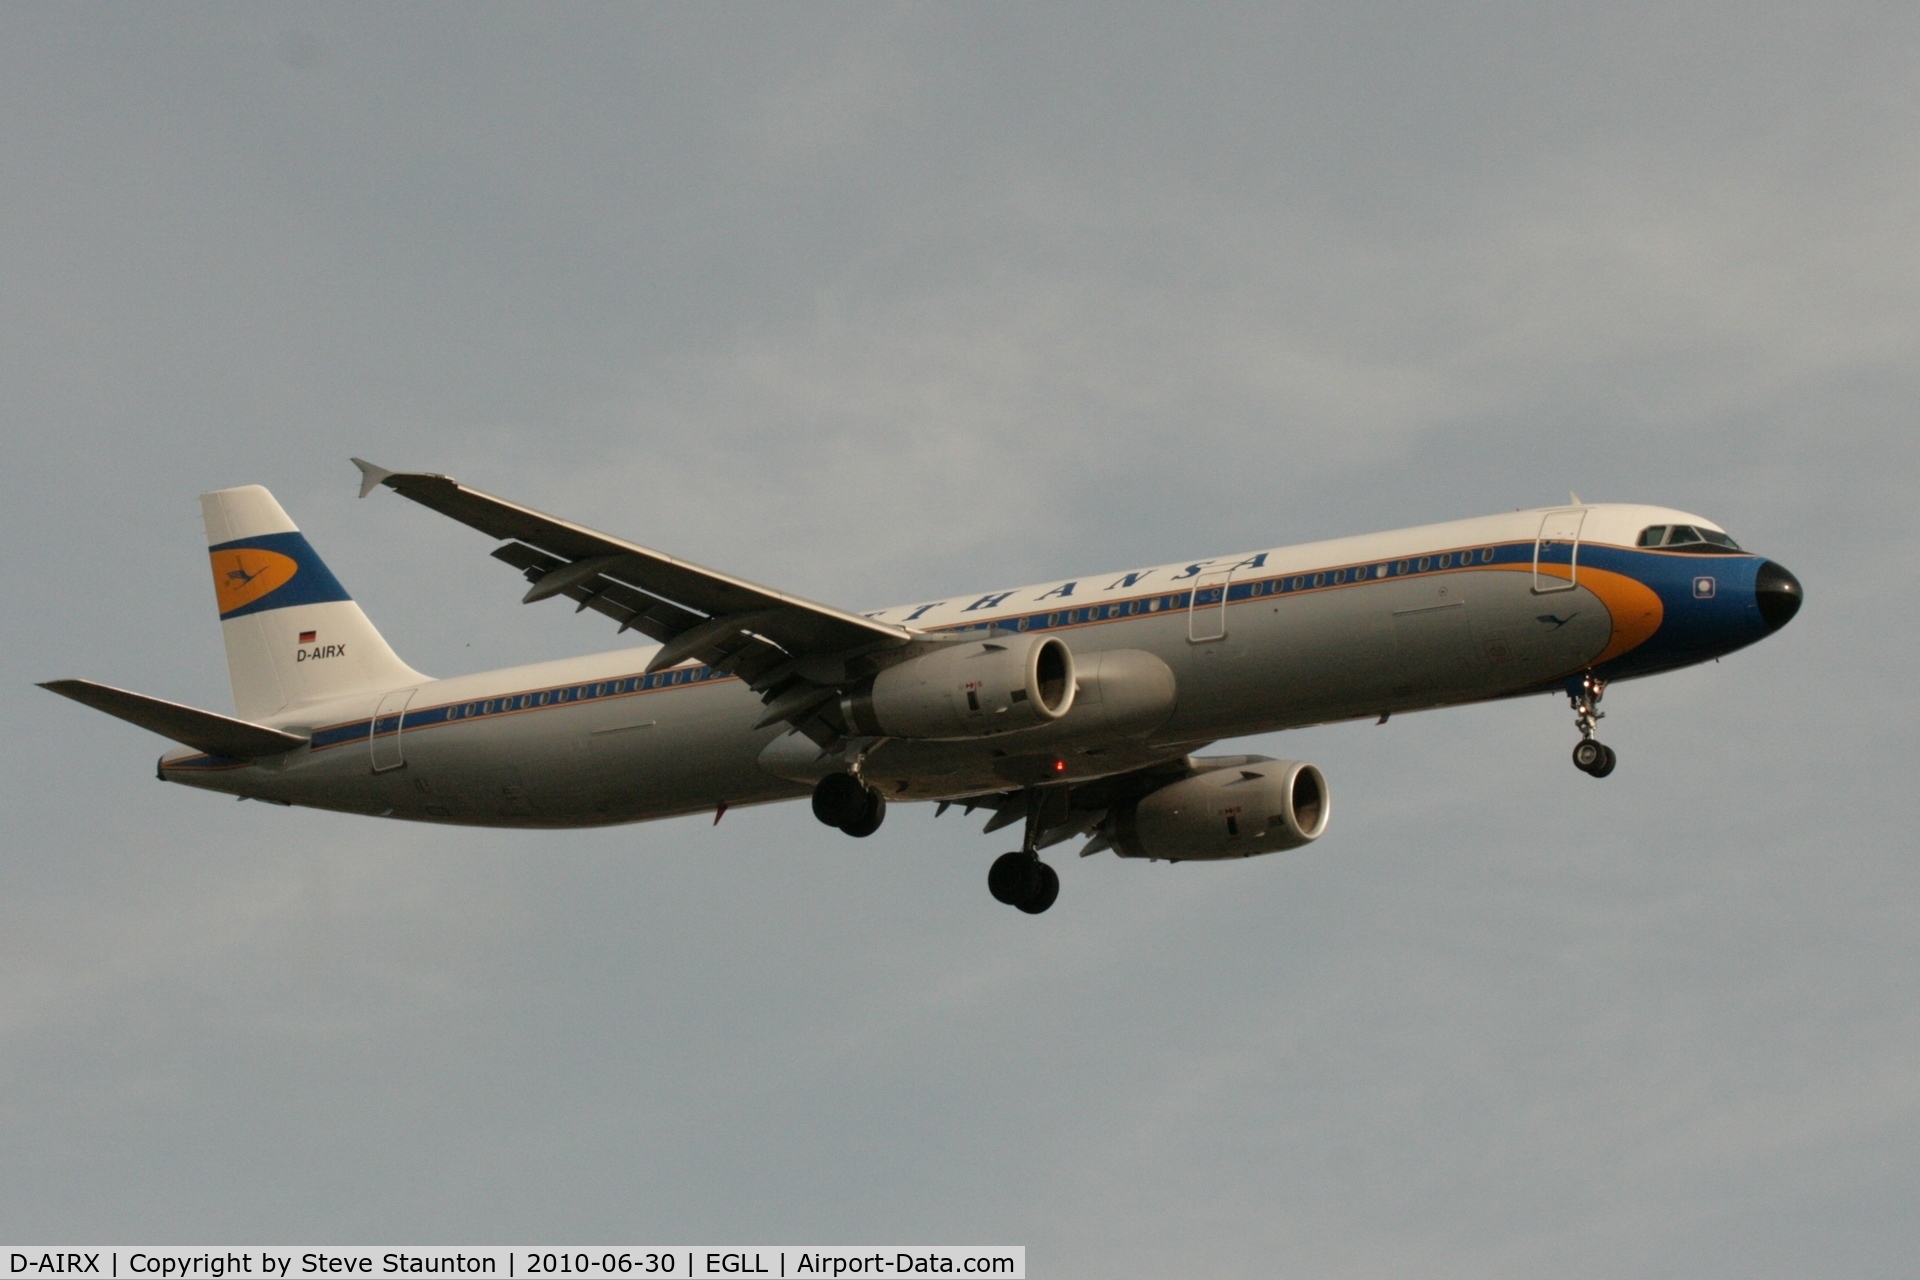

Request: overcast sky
left=5, top=4, right=1918, bottom=1275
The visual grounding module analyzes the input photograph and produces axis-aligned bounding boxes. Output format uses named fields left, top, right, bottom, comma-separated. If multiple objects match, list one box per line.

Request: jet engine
left=1107, top=758, right=1329, bottom=860
left=839, top=634, right=1076, bottom=739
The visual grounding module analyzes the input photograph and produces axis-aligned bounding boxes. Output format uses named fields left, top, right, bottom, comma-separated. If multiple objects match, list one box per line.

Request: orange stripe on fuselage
left=1491, top=561, right=1663, bottom=665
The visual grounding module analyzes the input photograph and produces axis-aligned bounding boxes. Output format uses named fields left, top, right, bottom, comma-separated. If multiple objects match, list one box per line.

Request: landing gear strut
left=1567, top=674, right=1616, bottom=778
left=986, top=790, right=1061, bottom=914
left=812, top=772, right=886, bottom=837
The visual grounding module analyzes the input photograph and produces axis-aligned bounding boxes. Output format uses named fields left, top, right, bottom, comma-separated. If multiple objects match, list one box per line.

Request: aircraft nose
left=1755, top=560, right=1803, bottom=632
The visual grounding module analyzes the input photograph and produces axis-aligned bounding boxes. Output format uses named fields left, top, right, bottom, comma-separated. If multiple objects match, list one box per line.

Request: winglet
left=351, top=457, right=395, bottom=499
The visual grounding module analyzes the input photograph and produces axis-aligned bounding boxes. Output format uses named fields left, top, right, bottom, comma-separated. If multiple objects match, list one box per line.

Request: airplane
left=40, top=461, right=1803, bottom=915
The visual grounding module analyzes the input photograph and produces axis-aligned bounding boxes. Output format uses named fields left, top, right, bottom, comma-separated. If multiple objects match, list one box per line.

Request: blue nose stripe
left=1578, top=548, right=1780, bottom=679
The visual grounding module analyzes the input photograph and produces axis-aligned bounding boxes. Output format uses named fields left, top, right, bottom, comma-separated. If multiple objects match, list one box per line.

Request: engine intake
left=841, top=635, right=1076, bottom=739
left=1109, top=758, right=1329, bottom=861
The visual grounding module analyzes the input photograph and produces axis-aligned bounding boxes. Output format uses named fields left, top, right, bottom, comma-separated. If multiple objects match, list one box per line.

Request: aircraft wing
left=353, top=460, right=915, bottom=734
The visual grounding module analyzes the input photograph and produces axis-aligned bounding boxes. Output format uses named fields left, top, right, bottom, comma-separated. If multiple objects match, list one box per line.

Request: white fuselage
left=161, top=503, right=1773, bottom=826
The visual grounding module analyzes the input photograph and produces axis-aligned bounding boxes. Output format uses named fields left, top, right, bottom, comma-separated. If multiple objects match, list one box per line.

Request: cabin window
left=1330, top=569, right=1345, bottom=584
left=1417, top=557, right=1429, bottom=572
left=1311, top=573, right=1324, bottom=587
left=1480, top=548, right=1494, bottom=562
left=1394, top=561, right=1408, bottom=575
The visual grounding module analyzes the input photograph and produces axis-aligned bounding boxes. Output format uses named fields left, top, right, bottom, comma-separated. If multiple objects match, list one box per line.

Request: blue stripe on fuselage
left=162, top=537, right=1776, bottom=772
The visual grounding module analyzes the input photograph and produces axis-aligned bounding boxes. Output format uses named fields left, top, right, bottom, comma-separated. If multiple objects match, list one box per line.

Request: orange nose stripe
left=1528, top=563, right=1665, bottom=664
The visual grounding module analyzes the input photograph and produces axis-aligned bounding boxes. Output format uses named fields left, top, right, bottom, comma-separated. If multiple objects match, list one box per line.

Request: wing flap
left=39, top=679, right=309, bottom=759
left=490, top=542, right=704, bottom=643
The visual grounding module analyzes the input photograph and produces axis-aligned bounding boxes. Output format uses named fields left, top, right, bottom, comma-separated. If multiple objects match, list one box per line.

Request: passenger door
left=1533, top=508, right=1586, bottom=594
left=369, top=687, right=416, bottom=773
left=1188, top=565, right=1233, bottom=643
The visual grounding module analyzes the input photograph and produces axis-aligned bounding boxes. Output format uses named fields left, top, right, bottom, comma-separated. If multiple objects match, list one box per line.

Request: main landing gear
left=812, top=771, right=886, bottom=837
left=1567, top=673, right=1616, bottom=778
left=989, top=852, right=1060, bottom=915
left=986, top=790, right=1062, bottom=915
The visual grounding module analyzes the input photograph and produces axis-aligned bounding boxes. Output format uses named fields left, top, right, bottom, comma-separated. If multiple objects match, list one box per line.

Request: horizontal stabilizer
left=38, top=679, right=309, bottom=759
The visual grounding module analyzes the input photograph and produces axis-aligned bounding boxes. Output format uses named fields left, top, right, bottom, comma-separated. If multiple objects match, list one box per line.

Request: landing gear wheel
left=987, top=853, right=1058, bottom=913
left=1572, top=740, right=1617, bottom=777
left=1016, top=861, right=1060, bottom=915
left=838, top=787, right=886, bottom=837
left=811, top=773, right=867, bottom=828
left=989, top=851, right=1040, bottom=905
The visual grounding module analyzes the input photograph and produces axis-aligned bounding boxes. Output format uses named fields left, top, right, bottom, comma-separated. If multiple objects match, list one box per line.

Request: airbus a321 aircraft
left=41, top=461, right=1802, bottom=915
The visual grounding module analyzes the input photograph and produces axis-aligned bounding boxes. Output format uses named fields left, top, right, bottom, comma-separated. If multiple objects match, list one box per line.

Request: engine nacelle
left=841, top=635, right=1076, bottom=739
left=1109, top=758, right=1329, bottom=860
left=1058, top=648, right=1177, bottom=738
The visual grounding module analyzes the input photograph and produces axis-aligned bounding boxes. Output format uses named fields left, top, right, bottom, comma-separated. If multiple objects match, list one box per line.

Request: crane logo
left=210, top=548, right=299, bottom=616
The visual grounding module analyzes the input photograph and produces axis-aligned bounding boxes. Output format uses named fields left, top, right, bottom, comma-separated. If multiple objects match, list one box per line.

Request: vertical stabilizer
left=200, top=486, right=426, bottom=720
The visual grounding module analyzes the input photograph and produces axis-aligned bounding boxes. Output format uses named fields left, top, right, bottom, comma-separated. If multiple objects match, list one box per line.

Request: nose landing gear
left=1572, top=737, right=1616, bottom=777
left=1567, top=674, right=1616, bottom=777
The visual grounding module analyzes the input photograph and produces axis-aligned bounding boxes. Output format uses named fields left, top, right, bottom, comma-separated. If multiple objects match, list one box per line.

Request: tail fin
left=200, top=485, right=426, bottom=720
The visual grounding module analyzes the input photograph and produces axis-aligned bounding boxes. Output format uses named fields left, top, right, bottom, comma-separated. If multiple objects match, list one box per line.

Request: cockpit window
left=1637, top=524, right=1743, bottom=553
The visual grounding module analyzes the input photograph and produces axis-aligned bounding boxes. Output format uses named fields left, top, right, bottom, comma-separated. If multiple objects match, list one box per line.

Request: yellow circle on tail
left=210, top=548, right=299, bottom=615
